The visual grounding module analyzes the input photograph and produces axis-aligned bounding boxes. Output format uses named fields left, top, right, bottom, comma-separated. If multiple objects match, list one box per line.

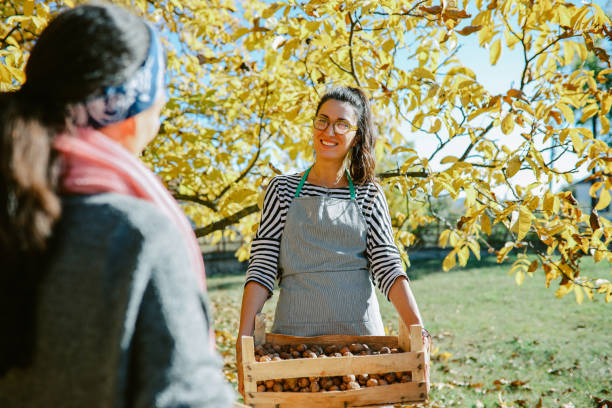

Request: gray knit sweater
left=0, top=193, right=235, bottom=407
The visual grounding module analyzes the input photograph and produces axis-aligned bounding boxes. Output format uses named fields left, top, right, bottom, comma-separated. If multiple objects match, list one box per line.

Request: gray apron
left=271, top=168, right=385, bottom=336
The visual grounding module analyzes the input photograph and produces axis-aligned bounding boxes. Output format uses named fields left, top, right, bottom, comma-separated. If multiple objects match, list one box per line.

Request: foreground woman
left=0, top=4, right=234, bottom=407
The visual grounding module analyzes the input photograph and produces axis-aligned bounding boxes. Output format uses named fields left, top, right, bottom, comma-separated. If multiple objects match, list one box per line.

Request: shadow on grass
left=206, top=276, right=246, bottom=291
left=205, top=253, right=518, bottom=287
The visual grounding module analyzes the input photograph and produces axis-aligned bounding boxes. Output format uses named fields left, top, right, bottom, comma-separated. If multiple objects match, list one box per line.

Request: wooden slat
left=265, top=333, right=398, bottom=349
left=398, top=319, right=410, bottom=352
left=245, top=382, right=428, bottom=407
left=254, top=313, right=267, bottom=346
left=241, top=336, right=257, bottom=394
left=409, top=325, right=425, bottom=382
left=245, top=352, right=424, bottom=381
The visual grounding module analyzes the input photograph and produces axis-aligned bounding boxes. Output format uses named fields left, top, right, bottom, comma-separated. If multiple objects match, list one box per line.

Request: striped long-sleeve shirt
left=246, top=173, right=407, bottom=299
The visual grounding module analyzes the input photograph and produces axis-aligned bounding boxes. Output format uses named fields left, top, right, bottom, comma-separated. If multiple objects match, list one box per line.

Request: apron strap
left=295, top=167, right=356, bottom=200
left=295, top=167, right=312, bottom=198
left=347, top=171, right=355, bottom=200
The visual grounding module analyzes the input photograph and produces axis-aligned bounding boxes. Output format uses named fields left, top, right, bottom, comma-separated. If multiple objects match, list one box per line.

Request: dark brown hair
left=315, top=87, right=378, bottom=185
left=0, top=3, right=149, bottom=376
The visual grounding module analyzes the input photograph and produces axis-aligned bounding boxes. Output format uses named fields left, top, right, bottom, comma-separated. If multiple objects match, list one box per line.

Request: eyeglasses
left=313, top=116, right=358, bottom=135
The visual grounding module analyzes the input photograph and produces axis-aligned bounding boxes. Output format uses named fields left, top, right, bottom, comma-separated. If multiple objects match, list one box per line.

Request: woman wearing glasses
left=237, top=87, right=427, bottom=394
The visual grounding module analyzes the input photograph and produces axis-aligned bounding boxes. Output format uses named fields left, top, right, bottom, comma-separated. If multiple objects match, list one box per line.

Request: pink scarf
left=53, top=128, right=207, bottom=290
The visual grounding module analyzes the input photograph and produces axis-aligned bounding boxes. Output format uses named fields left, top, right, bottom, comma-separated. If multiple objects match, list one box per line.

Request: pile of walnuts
left=253, top=342, right=412, bottom=392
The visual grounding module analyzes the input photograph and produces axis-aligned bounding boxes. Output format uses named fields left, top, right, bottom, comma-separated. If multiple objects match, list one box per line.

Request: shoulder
left=355, top=181, right=384, bottom=200
left=268, top=173, right=301, bottom=187
left=59, top=193, right=188, bottom=258
left=265, top=173, right=302, bottom=195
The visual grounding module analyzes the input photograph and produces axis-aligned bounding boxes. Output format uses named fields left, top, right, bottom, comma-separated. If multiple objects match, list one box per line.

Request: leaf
left=497, top=242, right=514, bottom=263
left=570, top=130, right=586, bottom=156
left=507, top=89, right=524, bottom=99
left=595, top=188, right=611, bottom=211
left=557, top=102, right=574, bottom=124
left=439, top=229, right=450, bottom=247
left=429, top=118, right=442, bottom=133
left=581, top=103, right=599, bottom=122
left=441, top=156, right=459, bottom=164
left=444, top=8, right=471, bottom=19
left=501, top=112, right=515, bottom=135
left=600, top=114, right=610, bottom=136
left=481, top=213, right=491, bottom=235
left=555, top=282, right=573, bottom=299
left=575, top=284, right=584, bottom=304
left=442, top=250, right=456, bottom=271
left=23, top=0, right=34, bottom=16
left=465, top=187, right=476, bottom=207
left=382, top=38, right=395, bottom=53
left=504, top=29, right=519, bottom=49
left=590, top=208, right=602, bottom=231
left=457, top=245, right=469, bottom=266
left=515, top=270, right=525, bottom=285
left=506, top=156, right=521, bottom=178
left=456, top=25, right=482, bottom=36
left=413, top=67, right=435, bottom=81
left=516, top=206, right=532, bottom=241
left=420, top=5, right=442, bottom=14
left=489, top=38, right=502, bottom=65
left=262, top=3, right=283, bottom=18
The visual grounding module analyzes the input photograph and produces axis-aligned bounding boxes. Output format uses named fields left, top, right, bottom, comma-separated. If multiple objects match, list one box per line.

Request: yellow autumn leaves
left=1, top=0, right=612, bottom=303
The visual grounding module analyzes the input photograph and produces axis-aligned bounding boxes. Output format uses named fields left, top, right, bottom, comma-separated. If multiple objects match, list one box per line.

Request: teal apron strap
left=295, top=167, right=312, bottom=198
left=346, top=170, right=355, bottom=200
left=295, top=166, right=355, bottom=199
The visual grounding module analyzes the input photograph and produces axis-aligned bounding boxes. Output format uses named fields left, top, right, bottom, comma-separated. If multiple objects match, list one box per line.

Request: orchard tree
left=2, top=0, right=611, bottom=303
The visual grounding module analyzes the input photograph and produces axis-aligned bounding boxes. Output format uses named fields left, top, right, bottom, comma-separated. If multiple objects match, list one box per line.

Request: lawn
left=207, top=256, right=612, bottom=408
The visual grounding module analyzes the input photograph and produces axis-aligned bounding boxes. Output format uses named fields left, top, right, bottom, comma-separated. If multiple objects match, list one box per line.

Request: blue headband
left=70, top=23, right=166, bottom=128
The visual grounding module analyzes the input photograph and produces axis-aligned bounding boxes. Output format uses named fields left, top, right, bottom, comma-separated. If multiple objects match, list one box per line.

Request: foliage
left=2, top=0, right=612, bottom=302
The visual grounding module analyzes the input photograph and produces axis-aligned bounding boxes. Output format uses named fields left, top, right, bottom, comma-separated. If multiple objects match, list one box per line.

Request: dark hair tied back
left=315, top=87, right=378, bottom=185
left=0, top=3, right=149, bottom=376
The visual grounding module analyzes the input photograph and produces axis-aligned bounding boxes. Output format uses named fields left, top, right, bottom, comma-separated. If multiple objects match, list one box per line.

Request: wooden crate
left=240, top=316, right=429, bottom=408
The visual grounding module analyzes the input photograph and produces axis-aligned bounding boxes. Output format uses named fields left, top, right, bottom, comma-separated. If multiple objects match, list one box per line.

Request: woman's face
left=312, top=99, right=359, bottom=164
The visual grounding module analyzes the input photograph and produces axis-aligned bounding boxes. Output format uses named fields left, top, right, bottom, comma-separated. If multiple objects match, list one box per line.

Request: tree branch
left=0, top=25, right=19, bottom=48
left=212, top=86, right=269, bottom=203
left=347, top=13, right=361, bottom=87
left=194, top=204, right=260, bottom=237
left=329, top=56, right=352, bottom=75
left=173, top=193, right=217, bottom=211
left=371, top=0, right=431, bottom=19
left=378, top=170, right=429, bottom=179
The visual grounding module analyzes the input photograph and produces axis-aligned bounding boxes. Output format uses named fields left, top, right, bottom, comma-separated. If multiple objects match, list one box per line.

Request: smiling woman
left=236, top=86, right=430, bottom=396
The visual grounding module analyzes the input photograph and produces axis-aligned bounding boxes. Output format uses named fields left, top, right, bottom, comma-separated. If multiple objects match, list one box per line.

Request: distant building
left=569, top=178, right=612, bottom=219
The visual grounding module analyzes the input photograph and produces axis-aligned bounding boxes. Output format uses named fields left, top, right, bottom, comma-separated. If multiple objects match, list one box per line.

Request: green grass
left=207, top=257, right=612, bottom=407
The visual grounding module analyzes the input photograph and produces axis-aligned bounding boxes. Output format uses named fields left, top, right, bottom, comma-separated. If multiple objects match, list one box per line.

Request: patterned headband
left=69, top=23, right=166, bottom=129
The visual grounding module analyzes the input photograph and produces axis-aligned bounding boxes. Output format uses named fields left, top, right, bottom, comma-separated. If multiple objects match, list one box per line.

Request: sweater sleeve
left=245, top=176, right=284, bottom=294
left=365, top=184, right=408, bottom=299
left=128, top=220, right=235, bottom=408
